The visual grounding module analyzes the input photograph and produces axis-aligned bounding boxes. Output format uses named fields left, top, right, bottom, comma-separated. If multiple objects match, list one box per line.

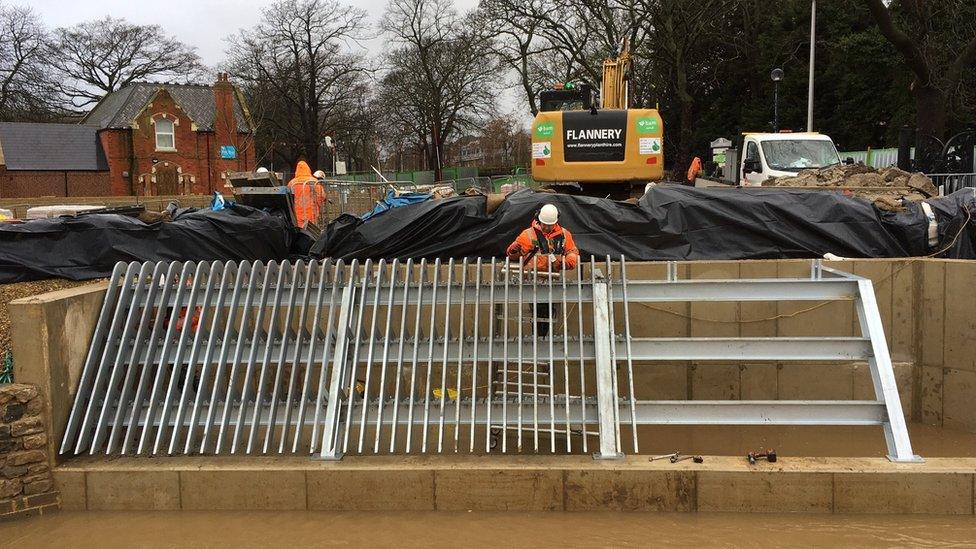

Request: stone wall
left=1, top=383, right=60, bottom=521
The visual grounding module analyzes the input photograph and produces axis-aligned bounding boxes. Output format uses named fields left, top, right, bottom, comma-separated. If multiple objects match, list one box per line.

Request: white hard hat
left=313, top=170, right=327, bottom=179
left=256, top=167, right=269, bottom=173
left=539, top=203, right=558, bottom=225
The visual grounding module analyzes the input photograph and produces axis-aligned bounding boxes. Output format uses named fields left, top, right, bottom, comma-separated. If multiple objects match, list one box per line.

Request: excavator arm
left=600, top=38, right=631, bottom=109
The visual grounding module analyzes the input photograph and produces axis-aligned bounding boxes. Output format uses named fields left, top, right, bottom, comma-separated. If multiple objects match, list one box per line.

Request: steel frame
left=60, top=258, right=920, bottom=462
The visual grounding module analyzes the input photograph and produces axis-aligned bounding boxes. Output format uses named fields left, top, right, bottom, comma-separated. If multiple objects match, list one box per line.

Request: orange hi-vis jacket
left=287, top=161, right=326, bottom=227
left=506, top=220, right=580, bottom=271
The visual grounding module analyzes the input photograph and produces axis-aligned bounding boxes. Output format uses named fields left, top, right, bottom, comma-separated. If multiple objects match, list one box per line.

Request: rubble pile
left=767, top=164, right=938, bottom=212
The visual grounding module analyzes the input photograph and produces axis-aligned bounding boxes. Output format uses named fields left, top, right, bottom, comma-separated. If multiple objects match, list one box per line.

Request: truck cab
left=738, top=132, right=842, bottom=186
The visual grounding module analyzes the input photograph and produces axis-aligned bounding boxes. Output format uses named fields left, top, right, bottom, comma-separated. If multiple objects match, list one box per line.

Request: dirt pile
left=767, top=164, right=938, bottom=211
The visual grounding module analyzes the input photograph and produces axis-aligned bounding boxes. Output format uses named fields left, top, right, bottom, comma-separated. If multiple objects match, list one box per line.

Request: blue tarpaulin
left=361, top=190, right=431, bottom=220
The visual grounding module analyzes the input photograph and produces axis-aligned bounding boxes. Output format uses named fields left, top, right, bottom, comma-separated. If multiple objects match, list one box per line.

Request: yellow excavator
left=531, top=39, right=664, bottom=198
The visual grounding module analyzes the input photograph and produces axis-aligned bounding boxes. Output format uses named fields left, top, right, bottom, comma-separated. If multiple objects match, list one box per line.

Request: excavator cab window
left=539, top=84, right=595, bottom=112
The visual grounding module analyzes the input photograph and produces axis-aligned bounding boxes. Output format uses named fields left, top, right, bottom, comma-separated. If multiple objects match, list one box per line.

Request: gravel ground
left=0, top=279, right=102, bottom=362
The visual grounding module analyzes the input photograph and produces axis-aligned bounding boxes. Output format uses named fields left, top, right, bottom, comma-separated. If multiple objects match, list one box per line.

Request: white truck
left=697, top=132, right=848, bottom=187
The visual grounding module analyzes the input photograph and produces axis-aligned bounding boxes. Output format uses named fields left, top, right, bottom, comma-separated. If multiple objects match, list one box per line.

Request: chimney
left=213, top=72, right=238, bottom=161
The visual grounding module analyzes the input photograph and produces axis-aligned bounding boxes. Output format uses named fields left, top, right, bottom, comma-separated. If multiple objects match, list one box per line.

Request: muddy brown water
left=3, top=511, right=976, bottom=547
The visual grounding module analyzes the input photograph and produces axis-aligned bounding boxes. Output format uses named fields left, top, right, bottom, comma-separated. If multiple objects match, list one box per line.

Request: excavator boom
left=600, top=38, right=631, bottom=109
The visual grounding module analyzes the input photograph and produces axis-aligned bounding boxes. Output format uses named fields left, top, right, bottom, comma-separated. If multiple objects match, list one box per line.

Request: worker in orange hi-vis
left=686, top=156, right=703, bottom=184
left=286, top=160, right=326, bottom=227
left=506, top=204, right=580, bottom=337
left=506, top=204, right=580, bottom=272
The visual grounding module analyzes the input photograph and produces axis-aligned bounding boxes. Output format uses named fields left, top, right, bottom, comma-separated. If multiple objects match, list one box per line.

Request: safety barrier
left=60, top=258, right=919, bottom=462
left=928, top=173, right=976, bottom=196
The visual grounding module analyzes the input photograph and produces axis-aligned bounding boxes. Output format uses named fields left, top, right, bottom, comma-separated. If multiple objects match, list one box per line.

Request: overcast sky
left=26, top=0, right=524, bottom=121
left=26, top=0, right=480, bottom=67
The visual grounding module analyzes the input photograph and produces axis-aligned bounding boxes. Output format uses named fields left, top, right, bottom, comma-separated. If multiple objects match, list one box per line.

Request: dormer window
left=155, top=117, right=175, bottom=151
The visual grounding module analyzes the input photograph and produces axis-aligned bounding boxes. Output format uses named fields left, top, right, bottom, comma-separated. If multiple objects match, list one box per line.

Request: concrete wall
left=917, top=260, right=976, bottom=431
left=52, top=455, right=976, bottom=514
left=9, top=283, right=108, bottom=463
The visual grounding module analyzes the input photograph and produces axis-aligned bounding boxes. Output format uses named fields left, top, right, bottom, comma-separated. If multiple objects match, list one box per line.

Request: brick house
left=84, top=73, right=255, bottom=195
left=0, top=74, right=255, bottom=198
left=0, top=123, right=111, bottom=198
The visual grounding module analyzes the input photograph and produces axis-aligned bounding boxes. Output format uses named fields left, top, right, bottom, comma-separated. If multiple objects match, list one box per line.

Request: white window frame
left=155, top=117, right=176, bottom=152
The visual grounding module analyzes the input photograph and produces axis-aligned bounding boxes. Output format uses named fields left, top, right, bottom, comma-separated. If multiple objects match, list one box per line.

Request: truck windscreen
left=761, top=140, right=841, bottom=171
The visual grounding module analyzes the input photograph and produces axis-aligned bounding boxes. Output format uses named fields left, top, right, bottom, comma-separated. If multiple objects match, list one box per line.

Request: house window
left=155, top=118, right=175, bottom=151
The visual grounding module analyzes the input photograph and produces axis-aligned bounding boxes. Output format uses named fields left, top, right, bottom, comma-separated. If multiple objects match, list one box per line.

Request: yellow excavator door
left=531, top=108, right=664, bottom=184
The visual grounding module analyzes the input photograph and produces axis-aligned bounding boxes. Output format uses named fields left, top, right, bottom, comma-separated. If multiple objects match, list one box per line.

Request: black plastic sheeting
left=312, top=186, right=976, bottom=261
left=0, top=205, right=300, bottom=282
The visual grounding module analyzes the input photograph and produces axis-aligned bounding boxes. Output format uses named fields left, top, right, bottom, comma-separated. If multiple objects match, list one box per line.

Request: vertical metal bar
left=61, top=262, right=127, bottom=454
left=121, top=262, right=180, bottom=455
left=485, top=258, right=496, bottom=453
left=470, top=258, right=482, bottom=453
left=137, top=262, right=196, bottom=455
left=75, top=262, right=140, bottom=454
left=405, top=258, right=426, bottom=453
left=619, top=256, right=639, bottom=454
left=581, top=259, right=591, bottom=454
left=153, top=262, right=210, bottom=455
left=187, top=261, right=242, bottom=454
left=91, top=262, right=152, bottom=453
left=342, top=259, right=371, bottom=453
left=262, top=260, right=306, bottom=453
left=502, top=258, right=510, bottom=453
left=532, top=260, right=539, bottom=452
left=855, top=279, right=919, bottom=462
left=373, top=258, right=398, bottom=453
left=243, top=260, right=290, bottom=454
left=605, top=256, right=621, bottom=454
left=358, top=258, right=386, bottom=453
left=437, top=258, right=455, bottom=453
left=390, top=258, right=413, bottom=453
left=547, top=260, right=556, bottom=453
left=280, top=259, right=326, bottom=453
left=107, top=262, right=165, bottom=455
left=306, top=260, right=343, bottom=454
left=561, top=260, right=571, bottom=453
left=214, top=261, right=264, bottom=454
left=168, top=261, right=225, bottom=454
left=453, top=258, right=468, bottom=451
left=229, top=261, right=279, bottom=454
left=421, top=258, right=441, bottom=453
left=592, top=266, right=621, bottom=460
left=319, top=279, right=355, bottom=460
left=516, top=259, right=524, bottom=452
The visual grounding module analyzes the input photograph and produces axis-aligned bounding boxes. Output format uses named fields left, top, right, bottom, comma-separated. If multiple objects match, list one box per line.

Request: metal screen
left=61, top=258, right=920, bottom=462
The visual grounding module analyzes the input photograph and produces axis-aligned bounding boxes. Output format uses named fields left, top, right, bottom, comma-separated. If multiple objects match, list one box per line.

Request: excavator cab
left=539, top=83, right=596, bottom=112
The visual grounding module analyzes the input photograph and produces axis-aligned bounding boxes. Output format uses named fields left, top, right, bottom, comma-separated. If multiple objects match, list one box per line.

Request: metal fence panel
left=61, top=258, right=918, bottom=462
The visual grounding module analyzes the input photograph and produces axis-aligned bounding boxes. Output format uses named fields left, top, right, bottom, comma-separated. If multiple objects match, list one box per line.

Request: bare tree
left=631, top=0, right=731, bottom=168
left=379, top=0, right=500, bottom=180
left=0, top=4, right=59, bottom=121
left=865, top=0, right=976, bottom=141
left=480, top=0, right=653, bottom=112
left=46, top=16, right=204, bottom=110
left=225, top=0, right=371, bottom=171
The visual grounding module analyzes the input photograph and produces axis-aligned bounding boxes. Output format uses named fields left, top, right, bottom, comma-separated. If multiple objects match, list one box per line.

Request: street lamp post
left=770, top=68, right=784, bottom=132
left=324, top=136, right=337, bottom=177
left=807, top=0, right=816, bottom=131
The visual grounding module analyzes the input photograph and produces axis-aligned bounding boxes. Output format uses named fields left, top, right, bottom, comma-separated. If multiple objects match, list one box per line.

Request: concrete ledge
left=52, top=455, right=976, bottom=514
